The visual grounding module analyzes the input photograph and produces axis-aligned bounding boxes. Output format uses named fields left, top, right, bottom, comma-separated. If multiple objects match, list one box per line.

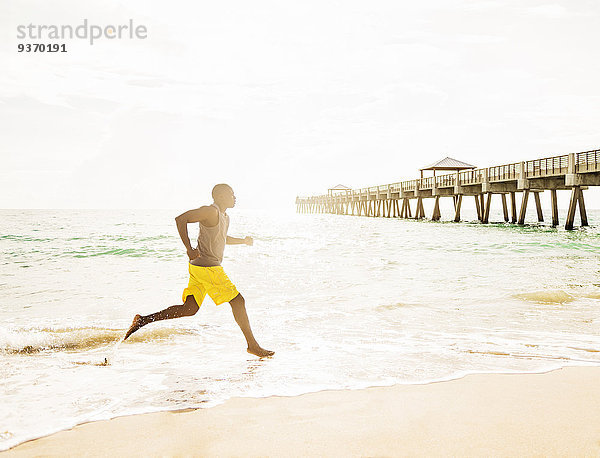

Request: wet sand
left=5, top=366, right=600, bottom=457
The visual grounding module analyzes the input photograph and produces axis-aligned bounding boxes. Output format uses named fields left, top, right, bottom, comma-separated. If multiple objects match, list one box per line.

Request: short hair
left=212, top=183, right=232, bottom=200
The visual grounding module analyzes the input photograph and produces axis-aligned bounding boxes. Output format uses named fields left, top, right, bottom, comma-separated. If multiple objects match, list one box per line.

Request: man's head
left=212, top=184, right=235, bottom=209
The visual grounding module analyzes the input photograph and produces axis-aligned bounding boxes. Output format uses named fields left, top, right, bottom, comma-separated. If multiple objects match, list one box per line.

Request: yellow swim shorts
left=182, top=264, right=239, bottom=306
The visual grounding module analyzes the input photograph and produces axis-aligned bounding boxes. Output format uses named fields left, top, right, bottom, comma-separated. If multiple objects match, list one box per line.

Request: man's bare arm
left=175, top=206, right=219, bottom=259
left=226, top=235, right=253, bottom=246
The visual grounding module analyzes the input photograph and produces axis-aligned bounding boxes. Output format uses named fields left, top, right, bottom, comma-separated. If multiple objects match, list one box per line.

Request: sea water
left=1, top=207, right=600, bottom=450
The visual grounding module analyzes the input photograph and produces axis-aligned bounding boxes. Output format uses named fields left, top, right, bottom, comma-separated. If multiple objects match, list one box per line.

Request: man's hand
left=187, top=247, right=200, bottom=260
left=244, top=236, right=253, bottom=246
left=175, top=207, right=219, bottom=261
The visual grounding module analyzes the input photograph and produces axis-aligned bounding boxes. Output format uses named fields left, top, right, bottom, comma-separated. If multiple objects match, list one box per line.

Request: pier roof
left=328, top=184, right=352, bottom=195
left=420, top=157, right=476, bottom=171
left=328, top=184, right=352, bottom=190
left=420, top=157, right=476, bottom=178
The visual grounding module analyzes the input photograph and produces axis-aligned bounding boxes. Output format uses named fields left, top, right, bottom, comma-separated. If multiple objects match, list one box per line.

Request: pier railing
left=577, top=149, right=600, bottom=172
left=488, top=163, right=518, bottom=181
left=525, top=155, right=568, bottom=177
left=308, top=149, right=600, bottom=199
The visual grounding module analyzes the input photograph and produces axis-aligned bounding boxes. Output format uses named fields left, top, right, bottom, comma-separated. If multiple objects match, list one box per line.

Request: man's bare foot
left=247, top=346, right=275, bottom=357
left=123, top=314, right=144, bottom=341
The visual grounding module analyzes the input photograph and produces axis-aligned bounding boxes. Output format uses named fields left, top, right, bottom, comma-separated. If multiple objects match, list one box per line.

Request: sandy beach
left=4, top=366, right=600, bottom=457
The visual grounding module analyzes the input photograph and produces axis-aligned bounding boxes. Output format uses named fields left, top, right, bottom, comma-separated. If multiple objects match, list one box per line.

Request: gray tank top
left=195, top=203, right=229, bottom=266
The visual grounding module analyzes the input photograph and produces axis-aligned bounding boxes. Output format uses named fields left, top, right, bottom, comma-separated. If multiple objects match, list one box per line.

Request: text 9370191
left=18, top=43, right=67, bottom=53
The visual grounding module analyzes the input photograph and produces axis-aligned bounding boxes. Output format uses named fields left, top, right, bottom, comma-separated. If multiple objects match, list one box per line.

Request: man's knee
left=229, top=293, right=244, bottom=308
left=183, top=296, right=199, bottom=315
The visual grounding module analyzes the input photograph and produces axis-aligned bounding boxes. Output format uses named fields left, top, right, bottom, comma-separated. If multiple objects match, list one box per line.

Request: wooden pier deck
left=296, top=149, right=600, bottom=230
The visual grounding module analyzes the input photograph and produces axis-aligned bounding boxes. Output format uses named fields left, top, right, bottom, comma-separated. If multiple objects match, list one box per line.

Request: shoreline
left=0, top=364, right=579, bottom=452
left=5, top=366, right=600, bottom=457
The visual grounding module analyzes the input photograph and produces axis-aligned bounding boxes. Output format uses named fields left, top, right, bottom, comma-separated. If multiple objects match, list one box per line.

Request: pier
left=296, top=149, right=600, bottom=230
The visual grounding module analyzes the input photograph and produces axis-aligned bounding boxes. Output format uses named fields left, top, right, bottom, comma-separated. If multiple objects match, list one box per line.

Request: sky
left=1, top=0, right=600, bottom=210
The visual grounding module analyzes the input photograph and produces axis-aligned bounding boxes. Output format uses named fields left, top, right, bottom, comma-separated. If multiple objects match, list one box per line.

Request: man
left=123, top=184, right=274, bottom=357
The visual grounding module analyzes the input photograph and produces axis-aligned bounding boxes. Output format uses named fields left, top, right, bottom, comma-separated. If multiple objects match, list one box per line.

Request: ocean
left=2, top=207, right=600, bottom=450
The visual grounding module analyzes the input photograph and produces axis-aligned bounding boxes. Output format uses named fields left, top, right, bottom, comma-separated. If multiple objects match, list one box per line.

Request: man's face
left=223, top=187, right=236, bottom=208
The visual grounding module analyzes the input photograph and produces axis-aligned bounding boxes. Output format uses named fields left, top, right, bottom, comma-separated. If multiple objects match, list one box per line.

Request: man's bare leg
left=123, top=296, right=199, bottom=340
left=229, top=293, right=274, bottom=357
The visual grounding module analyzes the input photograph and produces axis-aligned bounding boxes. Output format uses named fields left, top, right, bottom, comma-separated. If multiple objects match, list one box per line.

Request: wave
left=582, top=290, right=600, bottom=299
left=376, top=302, right=417, bottom=311
left=1, top=233, right=179, bottom=259
left=0, top=235, right=54, bottom=242
left=514, top=290, right=575, bottom=304
left=0, top=326, right=197, bottom=354
left=63, top=248, right=175, bottom=258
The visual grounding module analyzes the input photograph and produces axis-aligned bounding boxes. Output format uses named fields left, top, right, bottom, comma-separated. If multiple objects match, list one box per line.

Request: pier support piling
left=578, top=189, right=588, bottom=226
left=483, top=193, right=492, bottom=224
left=501, top=194, right=509, bottom=222
left=550, top=189, right=559, bottom=227
left=510, top=192, right=517, bottom=223
left=564, top=187, right=588, bottom=230
left=415, top=197, right=425, bottom=219
left=454, top=195, right=462, bottom=222
left=565, top=187, right=579, bottom=230
left=534, top=192, right=544, bottom=222
left=432, top=196, right=441, bottom=221
left=479, top=194, right=485, bottom=221
left=406, top=199, right=412, bottom=218
left=518, top=190, right=530, bottom=225
left=475, top=195, right=482, bottom=221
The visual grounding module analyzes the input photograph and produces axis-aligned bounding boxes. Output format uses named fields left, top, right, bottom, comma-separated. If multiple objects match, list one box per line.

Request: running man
left=123, top=184, right=274, bottom=357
